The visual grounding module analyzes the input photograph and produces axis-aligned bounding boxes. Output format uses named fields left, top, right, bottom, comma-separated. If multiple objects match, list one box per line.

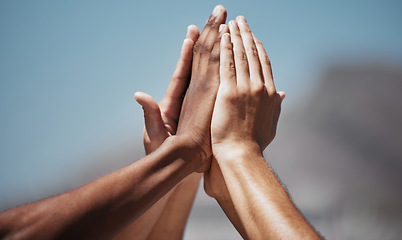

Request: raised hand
left=134, top=25, right=199, bottom=154
left=211, top=17, right=285, bottom=158
left=207, top=16, right=320, bottom=239
left=204, top=17, right=285, bottom=238
left=175, top=5, right=227, bottom=172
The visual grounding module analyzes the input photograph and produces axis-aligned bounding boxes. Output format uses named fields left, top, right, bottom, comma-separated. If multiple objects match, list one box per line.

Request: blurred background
left=1, top=0, right=401, bottom=239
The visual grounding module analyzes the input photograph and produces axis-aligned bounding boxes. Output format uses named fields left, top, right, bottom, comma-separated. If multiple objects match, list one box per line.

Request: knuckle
left=193, top=42, right=201, bottom=54
left=264, top=55, right=271, bottom=66
left=250, top=47, right=259, bottom=58
left=205, top=16, right=214, bottom=27
left=229, top=61, right=235, bottom=71
left=251, top=82, right=265, bottom=95
left=209, top=52, right=219, bottom=63
left=245, top=45, right=259, bottom=58
left=238, top=52, right=247, bottom=61
left=223, top=60, right=235, bottom=70
left=244, top=27, right=252, bottom=35
left=200, top=44, right=212, bottom=55
left=210, top=21, right=219, bottom=29
left=267, top=86, right=276, bottom=97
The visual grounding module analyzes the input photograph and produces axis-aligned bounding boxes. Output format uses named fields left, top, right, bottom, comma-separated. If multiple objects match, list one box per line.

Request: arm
left=204, top=158, right=249, bottom=239
left=0, top=137, right=200, bottom=240
left=115, top=25, right=202, bottom=240
left=210, top=16, right=321, bottom=239
left=0, top=5, right=227, bottom=240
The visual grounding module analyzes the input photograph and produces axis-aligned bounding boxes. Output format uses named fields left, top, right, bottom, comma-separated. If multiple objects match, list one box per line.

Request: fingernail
left=212, top=5, right=220, bottom=16
left=237, top=16, right=247, bottom=23
left=223, top=33, right=231, bottom=43
left=229, top=20, right=236, bottom=27
left=219, top=24, right=225, bottom=32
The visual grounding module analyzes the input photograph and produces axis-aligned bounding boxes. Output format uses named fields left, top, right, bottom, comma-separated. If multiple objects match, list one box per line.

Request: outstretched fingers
left=254, top=35, right=276, bottom=95
left=228, top=19, right=250, bottom=88
left=206, top=24, right=229, bottom=87
left=194, top=6, right=227, bottom=80
left=157, top=26, right=199, bottom=134
left=236, top=16, right=262, bottom=85
left=220, top=33, right=236, bottom=87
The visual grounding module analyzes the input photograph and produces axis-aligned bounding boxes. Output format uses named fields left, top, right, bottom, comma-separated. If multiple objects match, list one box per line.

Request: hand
left=175, top=5, right=227, bottom=172
left=211, top=16, right=285, bottom=158
left=134, top=26, right=200, bottom=154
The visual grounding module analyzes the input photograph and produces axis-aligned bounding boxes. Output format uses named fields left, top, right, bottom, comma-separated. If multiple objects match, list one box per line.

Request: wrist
left=162, top=135, right=207, bottom=173
left=212, top=141, right=263, bottom=164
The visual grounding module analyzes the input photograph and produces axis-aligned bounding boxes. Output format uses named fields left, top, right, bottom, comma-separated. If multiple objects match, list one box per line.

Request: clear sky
left=1, top=0, right=401, bottom=208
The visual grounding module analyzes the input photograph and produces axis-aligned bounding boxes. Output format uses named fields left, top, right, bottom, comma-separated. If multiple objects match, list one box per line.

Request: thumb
left=134, top=92, right=166, bottom=141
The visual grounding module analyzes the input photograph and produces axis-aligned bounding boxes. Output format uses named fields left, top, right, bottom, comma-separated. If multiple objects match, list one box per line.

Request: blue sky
left=1, top=0, right=401, bottom=207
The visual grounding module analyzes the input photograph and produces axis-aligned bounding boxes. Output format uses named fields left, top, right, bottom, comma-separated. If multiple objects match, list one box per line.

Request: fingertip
left=134, top=91, right=143, bottom=102
left=213, top=5, right=227, bottom=22
left=187, top=24, right=200, bottom=42
left=236, top=15, right=247, bottom=24
left=181, top=38, right=194, bottom=61
left=219, top=24, right=225, bottom=32
left=214, top=5, right=226, bottom=14
left=277, top=91, right=286, bottom=101
left=222, top=33, right=231, bottom=44
left=134, top=92, right=155, bottom=107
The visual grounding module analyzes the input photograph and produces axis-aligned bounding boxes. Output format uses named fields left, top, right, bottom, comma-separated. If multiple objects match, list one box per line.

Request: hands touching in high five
left=0, top=6, right=321, bottom=240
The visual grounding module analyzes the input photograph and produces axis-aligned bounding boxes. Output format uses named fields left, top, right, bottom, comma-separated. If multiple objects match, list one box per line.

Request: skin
left=0, top=5, right=227, bottom=240
left=208, top=16, right=321, bottom=239
left=114, top=25, right=201, bottom=240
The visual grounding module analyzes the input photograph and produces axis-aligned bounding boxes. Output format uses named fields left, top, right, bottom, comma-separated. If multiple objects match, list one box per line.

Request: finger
left=195, top=5, right=227, bottom=78
left=228, top=19, right=249, bottom=87
left=186, top=24, right=200, bottom=44
left=163, top=38, right=194, bottom=107
left=220, top=33, right=236, bottom=87
left=192, top=5, right=226, bottom=77
left=205, top=24, right=229, bottom=87
left=134, top=92, right=167, bottom=140
left=254, top=35, right=276, bottom=94
left=236, top=16, right=262, bottom=84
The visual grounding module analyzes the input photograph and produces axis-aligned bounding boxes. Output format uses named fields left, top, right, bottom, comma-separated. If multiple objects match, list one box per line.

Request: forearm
left=0, top=136, right=199, bottom=240
left=215, top=143, right=321, bottom=240
left=215, top=197, right=248, bottom=239
left=115, top=172, right=201, bottom=240
left=146, top=172, right=201, bottom=240
left=113, top=191, right=173, bottom=240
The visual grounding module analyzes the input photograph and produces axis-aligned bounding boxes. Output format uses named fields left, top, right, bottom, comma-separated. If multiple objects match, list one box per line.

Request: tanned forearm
left=215, top=197, right=248, bottom=239
left=113, top=192, right=173, bottom=240
left=0, top=136, right=200, bottom=240
left=215, top=143, right=321, bottom=240
left=115, top=170, right=201, bottom=240
left=146, top=172, right=201, bottom=240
